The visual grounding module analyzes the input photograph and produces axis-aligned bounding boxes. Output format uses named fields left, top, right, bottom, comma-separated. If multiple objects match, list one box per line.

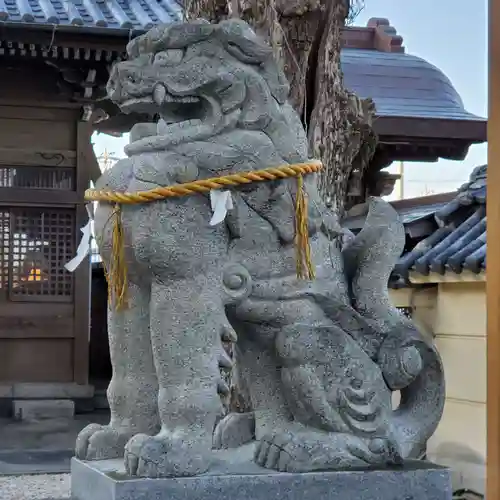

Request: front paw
left=213, top=412, right=255, bottom=449
left=124, top=433, right=212, bottom=478
left=75, top=424, right=134, bottom=461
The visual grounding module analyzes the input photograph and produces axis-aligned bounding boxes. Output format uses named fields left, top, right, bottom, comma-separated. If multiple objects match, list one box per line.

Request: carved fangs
left=218, top=350, right=233, bottom=369
left=153, top=83, right=201, bottom=106
left=217, top=378, right=230, bottom=396
left=153, top=84, right=166, bottom=106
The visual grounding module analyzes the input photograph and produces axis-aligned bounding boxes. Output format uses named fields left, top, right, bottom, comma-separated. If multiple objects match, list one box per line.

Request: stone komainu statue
left=77, top=19, right=445, bottom=478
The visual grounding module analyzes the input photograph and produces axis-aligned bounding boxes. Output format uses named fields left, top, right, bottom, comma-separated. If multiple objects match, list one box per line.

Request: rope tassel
left=294, top=175, right=315, bottom=280
left=108, top=204, right=128, bottom=310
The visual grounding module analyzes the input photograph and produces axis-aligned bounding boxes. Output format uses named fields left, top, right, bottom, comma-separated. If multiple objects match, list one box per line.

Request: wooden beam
left=0, top=187, right=79, bottom=205
left=375, top=116, right=487, bottom=142
left=488, top=0, right=500, bottom=497
left=0, top=148, right=77, bottom=168
left=0, top=25, right=128, bottom=53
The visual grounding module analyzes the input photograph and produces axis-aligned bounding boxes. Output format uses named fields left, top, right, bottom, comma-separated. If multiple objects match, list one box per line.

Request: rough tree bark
left=185, top=0, right=377, bottom=413
left=186, top=0, right=377, bottom=216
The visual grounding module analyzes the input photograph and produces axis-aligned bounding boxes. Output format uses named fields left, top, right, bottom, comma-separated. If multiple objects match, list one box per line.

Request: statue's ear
left=215, top=19, right=289, bottom=103
left=127, top=24, right=169, bottom=58
left=216, top=19, right=273, bottom=64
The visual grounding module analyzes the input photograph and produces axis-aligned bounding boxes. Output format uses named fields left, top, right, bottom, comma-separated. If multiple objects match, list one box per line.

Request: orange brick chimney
left=367, top=18, right=405, bottom=53
left=341, top=18, right=405, bottom=53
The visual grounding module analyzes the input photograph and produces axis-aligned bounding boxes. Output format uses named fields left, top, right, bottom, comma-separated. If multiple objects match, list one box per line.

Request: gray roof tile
left=0, top=0, right=182, bottom=30
left=341, top=49, right=483, bottom=121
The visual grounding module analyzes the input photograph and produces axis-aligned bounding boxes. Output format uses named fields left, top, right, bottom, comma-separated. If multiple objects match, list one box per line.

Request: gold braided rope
left=85, top=160, right=323, bottom=310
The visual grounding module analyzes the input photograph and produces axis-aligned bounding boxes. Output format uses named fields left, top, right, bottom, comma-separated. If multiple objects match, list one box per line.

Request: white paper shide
left=209, top=190, right=233, bottom=226
left=65, top=205, right=94, bottom=272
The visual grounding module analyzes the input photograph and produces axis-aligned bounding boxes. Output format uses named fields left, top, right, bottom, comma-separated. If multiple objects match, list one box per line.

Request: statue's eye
left=225, top=41, right=246, bottom=59
left=153, top=49, right=184, bottom=65
left=127, top=75, right=137, bottom=84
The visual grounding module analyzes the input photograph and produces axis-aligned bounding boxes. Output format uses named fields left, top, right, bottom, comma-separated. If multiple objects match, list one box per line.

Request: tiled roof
left=0, top=0, right=182, bottom=31
left=392, top=164, right=487, bottom=285
left=341, top=49, right=482, bottom=122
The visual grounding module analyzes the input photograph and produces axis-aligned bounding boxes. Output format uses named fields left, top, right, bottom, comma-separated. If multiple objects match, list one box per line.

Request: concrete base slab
left=71, top=445, right=452, bottom=500
left=13, top=399, right=75, bottom=421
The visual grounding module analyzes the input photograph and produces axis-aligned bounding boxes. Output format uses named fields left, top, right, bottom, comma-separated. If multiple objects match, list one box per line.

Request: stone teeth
left=166, top=119, right=202, bottom=130
left=178, top=96, right=200, bottom=103
left=218, top=350, right=233, bottom=369
left=153, top=84, right=166, bottom=105
left=162, top=95, right=200, bottom=104
left=217, top=379, right=230, bottom=396
left=221, top=325, right=237, bottom=342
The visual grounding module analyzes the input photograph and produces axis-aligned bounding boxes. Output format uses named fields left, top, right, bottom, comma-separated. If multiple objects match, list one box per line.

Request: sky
left=92, top=0, right=488, bottom=200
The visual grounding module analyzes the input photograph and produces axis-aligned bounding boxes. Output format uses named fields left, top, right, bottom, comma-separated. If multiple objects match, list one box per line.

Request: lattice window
left=6, top=208, right=75, bottom=301
left=0, top=166, right=74, bottom=190
left=0, top=211, right=9, bottom=294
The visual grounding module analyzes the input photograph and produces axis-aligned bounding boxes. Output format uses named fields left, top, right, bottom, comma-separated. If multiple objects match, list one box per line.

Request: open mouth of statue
left=121, top=83, right=223, bottom=140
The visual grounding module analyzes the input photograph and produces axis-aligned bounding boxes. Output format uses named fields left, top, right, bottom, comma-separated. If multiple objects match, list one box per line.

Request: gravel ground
left=0, top=474, right=70, bottom=500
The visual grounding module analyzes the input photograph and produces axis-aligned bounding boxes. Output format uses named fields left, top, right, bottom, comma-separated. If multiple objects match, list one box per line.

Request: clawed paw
left=75, top=424, right=134, bottom=461
left=254, top=430, right=320, bottom=472
left=124, top=433, right=212, bottom=478
left=213, top=412, right=255, bottom=449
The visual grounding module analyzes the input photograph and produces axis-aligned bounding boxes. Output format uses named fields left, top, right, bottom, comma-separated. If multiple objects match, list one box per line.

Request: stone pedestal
left=71, top=445, right=452, bottom=500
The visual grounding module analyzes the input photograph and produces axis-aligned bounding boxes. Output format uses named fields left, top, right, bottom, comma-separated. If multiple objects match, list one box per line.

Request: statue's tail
left=385, top=329, right=445, bottom=458
left=342, top=197, right=445, bottom=458
left=342, top=197, right=407, bottom=338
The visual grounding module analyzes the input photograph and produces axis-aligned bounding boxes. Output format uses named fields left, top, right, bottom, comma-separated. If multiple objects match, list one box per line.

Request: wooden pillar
left=487, top=0, right=500, bottom=497
left=72, top=121, right=93, bottom=385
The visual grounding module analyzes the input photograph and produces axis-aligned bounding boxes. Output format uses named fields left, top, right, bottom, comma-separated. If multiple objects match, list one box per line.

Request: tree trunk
left=185, top=0, right=377, bottom=414
left=186, top=0, right=377, bottom=216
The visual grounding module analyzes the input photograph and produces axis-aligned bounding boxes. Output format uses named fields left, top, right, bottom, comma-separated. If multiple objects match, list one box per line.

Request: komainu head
left=106, top=19, right=307, bottom=160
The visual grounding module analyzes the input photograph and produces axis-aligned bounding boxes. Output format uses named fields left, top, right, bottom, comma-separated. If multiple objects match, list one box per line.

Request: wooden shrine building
left=0, top=7, right=486, bottom=413
left=0, top=0, right=183, bottom=410
left=341, top=18, right=486, bottom=203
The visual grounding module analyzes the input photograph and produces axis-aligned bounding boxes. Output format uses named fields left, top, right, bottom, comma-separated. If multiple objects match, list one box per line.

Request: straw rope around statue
left=85, top=160, right=323, bottom=310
